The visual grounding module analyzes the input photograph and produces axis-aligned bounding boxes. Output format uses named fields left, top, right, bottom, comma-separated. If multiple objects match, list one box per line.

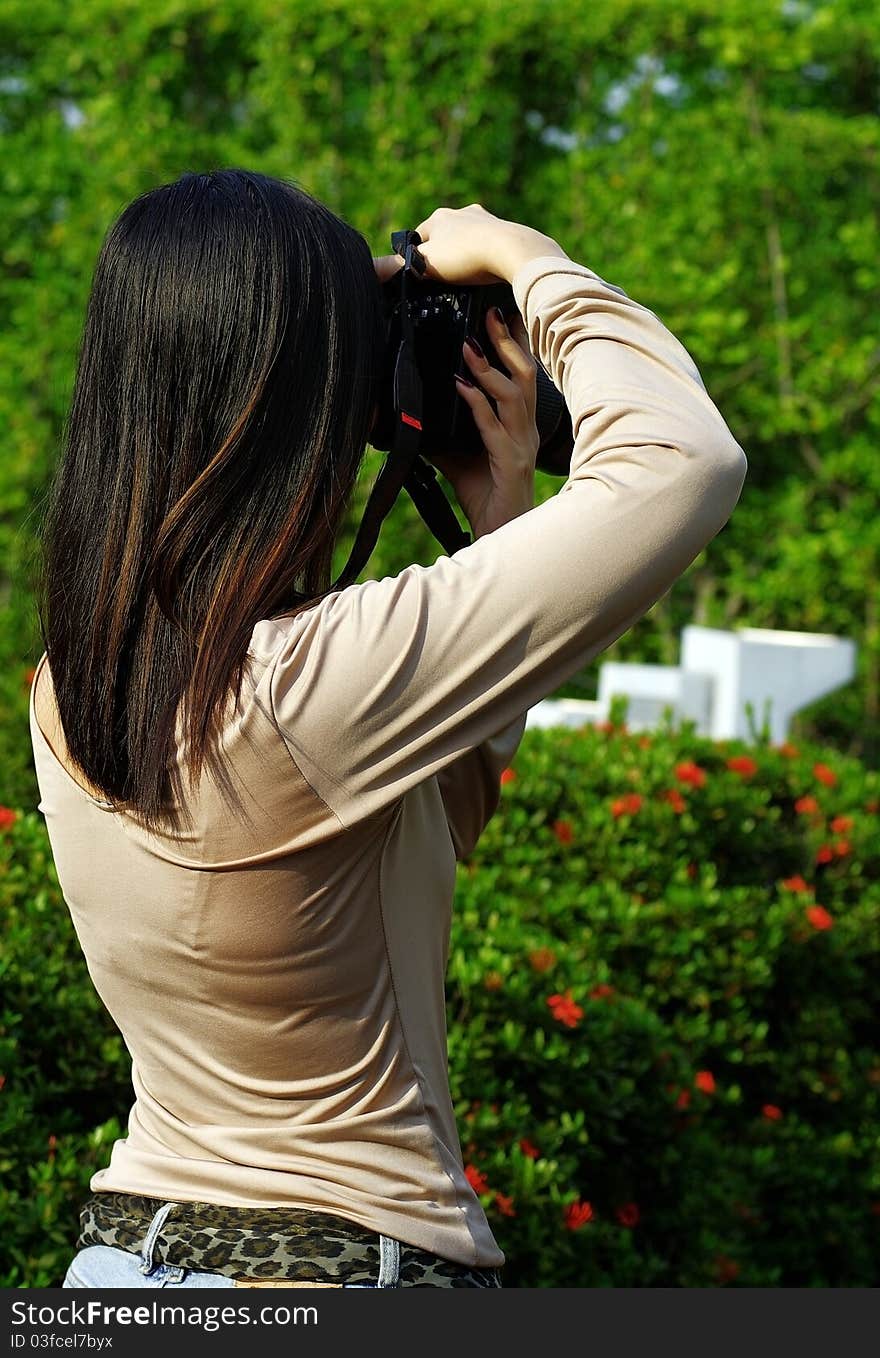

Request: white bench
left=525, top=625, right=857, bottom=744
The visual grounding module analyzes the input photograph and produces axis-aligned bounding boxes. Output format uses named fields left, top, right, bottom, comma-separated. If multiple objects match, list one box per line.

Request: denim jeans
left=63, top=1200, right=397, bottom=1288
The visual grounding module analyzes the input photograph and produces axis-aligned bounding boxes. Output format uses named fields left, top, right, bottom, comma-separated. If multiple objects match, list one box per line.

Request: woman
left=31, top=170, right=747, bottom=1288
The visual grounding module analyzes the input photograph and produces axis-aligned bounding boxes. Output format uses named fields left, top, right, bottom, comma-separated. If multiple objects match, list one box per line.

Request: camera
left=370, top=230, right=573, bottom=476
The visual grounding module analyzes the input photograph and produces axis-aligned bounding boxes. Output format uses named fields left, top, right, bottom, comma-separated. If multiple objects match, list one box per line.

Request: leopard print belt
left=77, top=1192, right=502, bottom=1288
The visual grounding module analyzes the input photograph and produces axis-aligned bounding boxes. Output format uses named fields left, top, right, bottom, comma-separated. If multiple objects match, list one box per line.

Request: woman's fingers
left=454, top=373, right=504, bottom=447
left=455, top=371, right=533, bottom=474
left=488, top=308, right=538, bottom=425
left=460, top=316, right=538, bottom=449
left=508, top=312, right=537, bottom=382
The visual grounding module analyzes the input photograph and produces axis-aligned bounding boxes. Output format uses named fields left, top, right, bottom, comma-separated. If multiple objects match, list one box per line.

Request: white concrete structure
left=525, top=625, right=857, bottom=745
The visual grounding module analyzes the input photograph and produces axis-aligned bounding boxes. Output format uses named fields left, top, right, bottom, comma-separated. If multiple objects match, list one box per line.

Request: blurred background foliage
left=1, top=0, right=878, bottom=810
left=1, top=0, right=878, bottom=1290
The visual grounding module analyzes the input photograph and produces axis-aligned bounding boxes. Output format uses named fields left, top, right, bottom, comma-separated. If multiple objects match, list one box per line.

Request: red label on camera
left=401, top=412, right=422, bottom=430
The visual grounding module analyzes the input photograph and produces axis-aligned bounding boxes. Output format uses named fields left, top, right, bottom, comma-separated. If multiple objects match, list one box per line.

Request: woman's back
left=30, top=615, right=512, bottom=1267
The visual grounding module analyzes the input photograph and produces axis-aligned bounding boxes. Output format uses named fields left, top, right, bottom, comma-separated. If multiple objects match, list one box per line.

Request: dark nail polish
left=455, top=373, right=474, bottom=387
left=464, top=333, right=484, bottom=358
left=492, top=305, right=506, bottom=325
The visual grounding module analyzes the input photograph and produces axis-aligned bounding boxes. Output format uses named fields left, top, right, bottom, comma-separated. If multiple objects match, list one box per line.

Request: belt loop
left=377, top=1235, right=400, bottom=1288
left=138, top=1202, right=178, bottom=1274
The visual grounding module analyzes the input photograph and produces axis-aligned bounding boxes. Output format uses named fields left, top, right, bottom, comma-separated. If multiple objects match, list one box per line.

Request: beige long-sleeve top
left=29, top=255, right=747, bottom=1269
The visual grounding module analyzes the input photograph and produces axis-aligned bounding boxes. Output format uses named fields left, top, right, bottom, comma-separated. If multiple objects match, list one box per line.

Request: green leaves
left=445, top=716, right=879, bottom=1285
left=1, top=710, right=878, bottom=1284
left=2, top=0, right=879, bottom=1288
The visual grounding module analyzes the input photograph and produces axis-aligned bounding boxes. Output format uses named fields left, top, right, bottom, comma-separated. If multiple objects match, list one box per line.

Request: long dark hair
left=36, top=169, right=386, bottom=837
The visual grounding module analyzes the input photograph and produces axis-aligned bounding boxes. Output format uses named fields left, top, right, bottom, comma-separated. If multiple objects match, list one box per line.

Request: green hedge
left=2, top=704, right=878, bottom=1286
left=3, top=0, right=880, bottom=798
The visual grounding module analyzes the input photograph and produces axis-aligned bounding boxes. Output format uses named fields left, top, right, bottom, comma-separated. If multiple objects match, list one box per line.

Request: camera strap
left=330, top=234, right=471, bottom=592
left=404, top=457, right=471, bottom=554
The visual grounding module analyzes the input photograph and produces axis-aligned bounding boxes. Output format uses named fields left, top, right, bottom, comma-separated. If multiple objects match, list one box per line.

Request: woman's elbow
left=689, top=425, right=748, bottom=503
left=716, top=435, right=748, bottom=501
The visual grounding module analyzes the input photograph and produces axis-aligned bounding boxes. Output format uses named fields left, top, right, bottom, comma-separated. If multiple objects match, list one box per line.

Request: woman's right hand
left=411, top=204, right=568, bottom=286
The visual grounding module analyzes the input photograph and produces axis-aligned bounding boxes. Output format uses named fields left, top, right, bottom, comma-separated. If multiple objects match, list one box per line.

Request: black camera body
left=371, top=233, right=573, bottom=477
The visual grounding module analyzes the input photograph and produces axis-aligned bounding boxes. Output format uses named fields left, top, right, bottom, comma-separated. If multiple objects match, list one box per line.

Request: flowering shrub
left=1, top=703, right=878, bottom=1286
left=445, top=704, right=880, bottom=1286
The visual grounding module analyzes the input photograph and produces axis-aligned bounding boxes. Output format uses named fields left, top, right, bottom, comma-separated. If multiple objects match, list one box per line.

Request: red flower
left=762, top=1104, right=783, bottom=1120
left=781, top=875, right=811, bottom=893
left=23, top=666, right=37, bottom=689
left=483, top=971, right=504, bottom=992
left=814, top=762, right=837, bottom=787
left=695, top=1070, right=716, bottom=1094
left=795, top=795, right=820, bottom=815
left=637, top=736, right=652, bottom=748
left=0, top=1074, right=5, bottom=1091
left=528, top=948, right=556, bottom=974
left=547, top=991, right=584, bottom=1029
left=675, top=761, right=706, bottom=788
left=464, top=1164, right=489, bottom=1195
left=615, top=1202, right=640, bottom=1228
left=833, top=838, right=851, bottom=857
left=519, top=1139, right=540, bottom=1160
left=611, top=793, right=642, bottom=819
left=815, top=844, right=834, bottom=864
left=714, top=1254, right=740, bottom=1284
left=0, top=807, right=17, bottom=831
left=494, top=1193, right=516, bottom=1218
left=865, top=800, right=879, bottom=814
left=553, top=819, right=574, bottom=844
left=830, top=815, right=853, bottom=833
left=675, top=1089, right=691, bottom=1110
left=777, top=742, right=800, bottom=757
left=589, top=983, right=615, bottom=1000
left=500, top=767, right=516, bottom=785
left=563, top=1200, right=593, bottom=1231
left=661, top=788, right=686, bottom=814
left=726, top=755, right=758, bottom=776
left=806, top=904, right=833, bottom=931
